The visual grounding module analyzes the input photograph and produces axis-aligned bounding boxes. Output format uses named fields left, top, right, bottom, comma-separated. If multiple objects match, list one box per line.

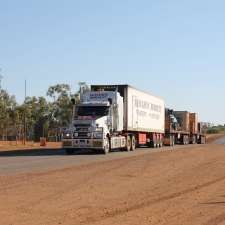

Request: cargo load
left=190, top=113, right=198, bottom=134
left=174, top=111, right=190, bottom=132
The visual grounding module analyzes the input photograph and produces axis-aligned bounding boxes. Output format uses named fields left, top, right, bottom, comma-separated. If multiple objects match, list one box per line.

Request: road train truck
left=62, top=84, right=205, bottom=154
left=62, top=85, right=165, bottom=154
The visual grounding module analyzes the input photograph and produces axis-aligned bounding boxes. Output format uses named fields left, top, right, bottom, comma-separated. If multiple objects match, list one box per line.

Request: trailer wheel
left=172, top=136, right=175, bottom=146
left=131, top=136, right=136, bottom=151
left=182, top=136, right=185, bottom=145
left=186, top=136, right=189, bottom=145
left=150, top=137, right=157, bottom=148
left=182, top=135, right=188, bottom=145
left=191, top=136, right=196, bottom=144
left=126, top=135, right=131, bottom=152
left=156, top=138, right=160, bottom=148
left=170, top=136, right=175, bottom=146
left=149, top=141, right=156, bottom=148
left=201, top=136, right=206, bottom=144
left=187, top=136, right=190, bottom=145
left=65, top=149, right=75, bottom=155
left=103, top=138, right=110, bottom=154
left=159, top=139, right=163, bottom=148
left=203, top=136, right=206, bottom=144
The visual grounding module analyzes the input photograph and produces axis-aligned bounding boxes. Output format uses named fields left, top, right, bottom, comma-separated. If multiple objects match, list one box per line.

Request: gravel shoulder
left=1, top=142, right=225, bottom=225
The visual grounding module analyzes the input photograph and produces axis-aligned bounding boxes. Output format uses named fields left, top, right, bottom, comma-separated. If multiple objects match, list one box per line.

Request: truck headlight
left=74, top=133, right=79, bottom=137
left=87, top=133, right=92, bottom=138
left=64, top=133, right=72, bottom=139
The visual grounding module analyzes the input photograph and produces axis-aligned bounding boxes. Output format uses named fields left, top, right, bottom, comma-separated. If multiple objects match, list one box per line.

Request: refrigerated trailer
left=92, top=85, right=165, bottom=147
left=62, top=84, right=205, bottom=154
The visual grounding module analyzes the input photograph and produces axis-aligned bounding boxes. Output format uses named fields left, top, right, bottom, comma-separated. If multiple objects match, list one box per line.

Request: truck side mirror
left=71, top=98, right=76, bottom=105
left=108, top=98, right=113, bottom=105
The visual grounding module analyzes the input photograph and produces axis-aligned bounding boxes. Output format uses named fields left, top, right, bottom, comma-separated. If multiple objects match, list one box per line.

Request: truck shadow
left=0, top=149, right=104, bottom=157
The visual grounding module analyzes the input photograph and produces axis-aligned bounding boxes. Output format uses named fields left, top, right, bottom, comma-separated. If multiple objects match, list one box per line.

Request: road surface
left=1, top=142, right=225, bottom=225
left=0, top=145, right=195, bottom=175
left=214, top=136, right=225, bottom=145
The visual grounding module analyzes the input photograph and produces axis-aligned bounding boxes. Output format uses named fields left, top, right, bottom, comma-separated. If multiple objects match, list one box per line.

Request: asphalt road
left=214, top=136, right=225, bottom=145
left=0, top=145, right=199, bottom=175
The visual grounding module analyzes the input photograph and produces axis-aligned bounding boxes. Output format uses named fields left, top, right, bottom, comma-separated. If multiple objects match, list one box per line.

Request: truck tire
left=157, top=137, right=160, bottom=148
left=131, top=136, right=136, bottom=151
left=191, top=136, right=196, bottom=144
left=103, top=138, right=110, bottom=154
left=170, top=136, right=175, bottom=146
left=126, top=135, right=131, bottom=151
left=182, top=135, right=188, bottom=145
left=149, top=137, right=157, bottom=148
left=200, top=136, right=206, bottom=144
left=65, top=149, right=75, bottom=155
left=159, top=139, right=163, bottom=148
left=184, top=135, right=189, bottom=145
left=152, top=141, right=157, bottom=148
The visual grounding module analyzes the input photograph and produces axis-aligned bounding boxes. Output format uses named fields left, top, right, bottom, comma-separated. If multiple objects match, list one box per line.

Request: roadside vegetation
left=0, top=82, right=89, bottom=142
left=207, top=125, right=225, bottom=134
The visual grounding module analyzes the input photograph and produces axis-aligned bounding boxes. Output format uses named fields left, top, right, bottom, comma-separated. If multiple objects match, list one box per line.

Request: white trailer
left=124, top=85, right=165, bottom=133
left=91, top=85, right=165, bottom=148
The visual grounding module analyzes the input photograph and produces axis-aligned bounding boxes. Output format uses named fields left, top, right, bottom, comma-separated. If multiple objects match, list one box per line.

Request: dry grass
left=0, top=141, right=61, bottom=151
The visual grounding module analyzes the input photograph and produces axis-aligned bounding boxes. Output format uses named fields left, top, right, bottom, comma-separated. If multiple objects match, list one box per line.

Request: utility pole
left=23, top=80, right=27, bottom=145
left=0, top=69, right=3, bottom=141
left=0, top=68, right=3, bottom=90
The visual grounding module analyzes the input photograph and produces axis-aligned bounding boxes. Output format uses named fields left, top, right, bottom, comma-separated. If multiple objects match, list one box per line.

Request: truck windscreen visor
left=76, top=106, right=109, bottom=117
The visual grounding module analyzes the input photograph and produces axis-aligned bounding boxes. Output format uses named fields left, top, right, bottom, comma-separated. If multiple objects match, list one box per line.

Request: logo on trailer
left=90, top=92, right=109, bottom=100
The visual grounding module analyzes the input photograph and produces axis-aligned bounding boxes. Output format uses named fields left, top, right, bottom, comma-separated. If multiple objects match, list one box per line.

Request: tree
left=47, top=84, right=71, bottom=101
left=47, top=84, right=74, bottom=128
left=0, top=82, right=91, bottom=142
left=0, top=89, right=17, bottom=140
left=22, top=96, right=52, bottom=141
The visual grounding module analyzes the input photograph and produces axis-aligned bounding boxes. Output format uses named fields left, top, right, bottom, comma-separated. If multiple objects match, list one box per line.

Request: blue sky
left=1, top=0, right=225, bottom=124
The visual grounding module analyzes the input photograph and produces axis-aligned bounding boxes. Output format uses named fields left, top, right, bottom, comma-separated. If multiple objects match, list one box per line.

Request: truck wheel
left=201, top=136, right=206, bottom=144
left=191, top=136, right=196, bottom=144
left=204, top=137, right=206, bottom=144
left=131, top=136, right=136, bottom=151
left=65, top=149, right=75, bottom=155
left=186, top=136, right=189, bottom=145
left=156, top=137, right=160, bottom=148
left=126, top=136, right=131, bottom=152
left=170, top=136, right=175, bottom=146
left=103, top=138, right=110, bottom=154
left=172, top=136, right=175, bottom=146
left=159, top=139, right=163, bottom=148
left=182, top=136, right=187, bottom=145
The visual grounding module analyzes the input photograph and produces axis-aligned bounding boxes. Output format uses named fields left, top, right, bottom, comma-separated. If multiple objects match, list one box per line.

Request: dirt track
left=1, top=142, right=225, bottom=225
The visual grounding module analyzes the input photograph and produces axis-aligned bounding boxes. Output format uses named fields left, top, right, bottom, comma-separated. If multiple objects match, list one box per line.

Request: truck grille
left=74, top=126, right=91, bottom=138
left=77, top=132, right=89, bottom=138
left=77, top=128, right=89, bottom=132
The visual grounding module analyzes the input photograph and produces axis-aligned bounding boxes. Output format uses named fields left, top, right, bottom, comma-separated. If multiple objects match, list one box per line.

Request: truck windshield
left=76, top=106, right=109, bottom=117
